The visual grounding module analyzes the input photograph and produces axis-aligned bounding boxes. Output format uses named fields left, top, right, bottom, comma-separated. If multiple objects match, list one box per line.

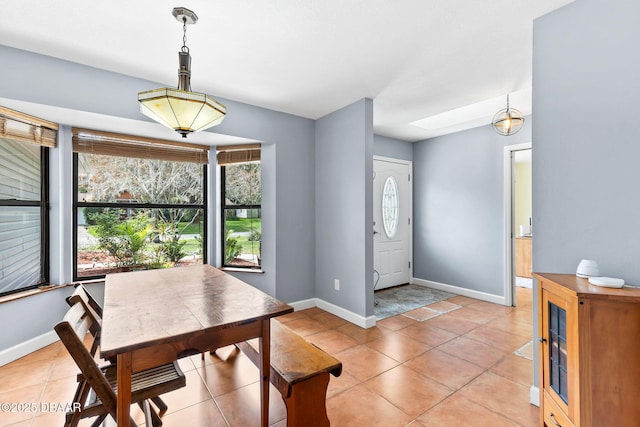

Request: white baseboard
left=288, top=298, right=377, bottom=329
left=0, top=330, right=59, bottom=367
left=412, top=277, right=507, bottom=306
left=316, top=299, right=377, bottom=328
left=288, top=298, right=316, bottom=311
left=530, top=385, right=540, bottom=407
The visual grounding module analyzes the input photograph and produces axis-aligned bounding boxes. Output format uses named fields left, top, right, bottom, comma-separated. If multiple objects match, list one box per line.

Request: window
left=73, top=128, right=207, bottom=279
left=0, top=107, right=57, bottom=296
left=382, top=176, right=399, bottom=238
left=219, top=145, right=261, bottom=269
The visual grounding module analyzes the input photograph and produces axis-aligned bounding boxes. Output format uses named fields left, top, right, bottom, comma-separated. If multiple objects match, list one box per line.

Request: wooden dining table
left=100, top=264, right=293, bottom=427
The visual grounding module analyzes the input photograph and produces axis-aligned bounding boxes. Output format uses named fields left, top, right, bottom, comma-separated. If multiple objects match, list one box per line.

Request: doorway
left=503, top=144, right=532, bottom=306
left=373, top=156, right=412, bottom=291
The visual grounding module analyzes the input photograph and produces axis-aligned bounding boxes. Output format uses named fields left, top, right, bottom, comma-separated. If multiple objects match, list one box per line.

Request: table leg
left=117, top=352, right=132, bottom=427
left=258, top=319, right=271, bottom=427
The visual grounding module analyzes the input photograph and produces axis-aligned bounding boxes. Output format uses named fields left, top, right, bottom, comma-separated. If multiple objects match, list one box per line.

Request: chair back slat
left=62, top=302, right=94, bottom=341
left=55, top=302, right=118, bottom=421
left=66, top=285, right=103, bottom=324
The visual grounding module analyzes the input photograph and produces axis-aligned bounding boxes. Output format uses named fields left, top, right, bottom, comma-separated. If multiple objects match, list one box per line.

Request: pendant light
left=491, top=94, right=524, bottom=136
left=138, top=7, right=226, bottom=138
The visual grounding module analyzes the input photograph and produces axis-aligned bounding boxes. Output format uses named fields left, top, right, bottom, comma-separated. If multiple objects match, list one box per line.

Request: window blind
left=0, top=208, right=41, bottom=294
left=0, top=136, right=44, bottom=294
left=217, top=144, right=261, bottom=165
left=0, top=106, right=58, bottom=148
left=73, top=128, right=210, bottom=164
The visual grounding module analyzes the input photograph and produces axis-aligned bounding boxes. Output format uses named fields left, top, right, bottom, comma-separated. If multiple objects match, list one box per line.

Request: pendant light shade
left=138, top=8, right=226, bottom=138
left=492, top=94, right=524, bottom=136
left=138, top=88, right=226, bottom=137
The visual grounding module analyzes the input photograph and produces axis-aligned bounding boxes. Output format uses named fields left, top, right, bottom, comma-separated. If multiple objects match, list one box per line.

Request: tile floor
left=0, top=287, right=537, bottom=426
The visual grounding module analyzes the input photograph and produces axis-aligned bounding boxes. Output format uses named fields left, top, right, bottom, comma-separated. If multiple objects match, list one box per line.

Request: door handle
left=549, top=413, right=563, bottom=427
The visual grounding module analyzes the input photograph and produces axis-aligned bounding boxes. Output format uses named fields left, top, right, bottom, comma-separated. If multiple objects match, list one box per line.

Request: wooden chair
left=65, top=284, right=104, bottom=357
left=56, top=301, right=186, bottom=427
left=65, top=284, right=175, bottom=417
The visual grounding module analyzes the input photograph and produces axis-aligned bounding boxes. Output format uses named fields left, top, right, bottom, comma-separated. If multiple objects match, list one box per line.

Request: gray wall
left=412, top=118, right=531, bottom=296
left=373, top=134, right=413, bottom=161
left=315, top=99, right=374, bottom=318
left=0, top=286, right=72, bottom=351
left=533, top=0, right=640, bottom=281
left=0, top=45, right=316, bottom=351
left=532, top=0, right=640, bottom=387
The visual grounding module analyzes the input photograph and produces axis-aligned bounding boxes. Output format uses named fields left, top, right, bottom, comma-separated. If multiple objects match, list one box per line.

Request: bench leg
left=283, top=373, right=331, bottom=427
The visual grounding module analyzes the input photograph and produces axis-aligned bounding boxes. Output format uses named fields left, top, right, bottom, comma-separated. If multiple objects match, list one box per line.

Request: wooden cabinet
left=535, top=273, right=640, bottom=427
left=515, top=237, right=532, bottom=277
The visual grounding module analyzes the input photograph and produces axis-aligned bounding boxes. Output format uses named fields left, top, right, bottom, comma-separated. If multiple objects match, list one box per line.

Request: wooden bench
left=234, top=319, right=342, bottom=427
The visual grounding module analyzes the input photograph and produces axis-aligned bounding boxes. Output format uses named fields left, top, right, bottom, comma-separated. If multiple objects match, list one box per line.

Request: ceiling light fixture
left=138, top=7, right=226, bottom=138
left=491, top=94, right=524, bottom=136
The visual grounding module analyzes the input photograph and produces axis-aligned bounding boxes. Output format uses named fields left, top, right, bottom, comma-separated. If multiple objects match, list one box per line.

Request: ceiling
left=1, top=0, right=574, bottom=142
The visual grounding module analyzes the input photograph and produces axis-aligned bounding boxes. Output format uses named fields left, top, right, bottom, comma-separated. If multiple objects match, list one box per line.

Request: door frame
left=373, top=155, right=413, bottom=289
left=503, top=142, right=532, bottom=306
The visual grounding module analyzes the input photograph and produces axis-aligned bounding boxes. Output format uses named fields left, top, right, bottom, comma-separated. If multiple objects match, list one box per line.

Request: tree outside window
left=73, top=130, right=207, bottom=279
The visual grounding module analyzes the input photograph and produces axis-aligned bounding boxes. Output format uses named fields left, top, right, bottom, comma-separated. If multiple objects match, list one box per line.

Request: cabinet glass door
left=548, top=301, right=568, bottom=404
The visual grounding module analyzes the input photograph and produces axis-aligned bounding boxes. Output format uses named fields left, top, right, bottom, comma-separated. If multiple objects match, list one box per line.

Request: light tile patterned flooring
left=0, top=287, right=536, bottom=426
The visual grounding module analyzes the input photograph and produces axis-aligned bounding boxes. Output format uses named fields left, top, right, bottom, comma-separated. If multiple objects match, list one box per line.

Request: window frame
left=0, top=145, right=49, bottom=296
left=72, top=153, right=208, bottom=281
left=220, top=163, right=262, bottom=269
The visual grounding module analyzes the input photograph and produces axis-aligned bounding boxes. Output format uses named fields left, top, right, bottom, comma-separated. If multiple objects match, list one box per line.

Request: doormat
left=374, top=284, right=454, bottom=320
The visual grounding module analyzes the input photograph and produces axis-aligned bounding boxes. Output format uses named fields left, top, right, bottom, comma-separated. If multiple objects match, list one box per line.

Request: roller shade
left=217, top=144, right=261, bottom=165
left=73, top=128, right=209, bottom=164
left=0, top=106, right=58, bottom=148
left=0, top=207, right=41, bottom=294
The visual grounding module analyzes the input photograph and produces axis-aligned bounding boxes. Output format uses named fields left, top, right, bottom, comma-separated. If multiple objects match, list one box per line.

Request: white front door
left=373, top=157, right=411, bottom=290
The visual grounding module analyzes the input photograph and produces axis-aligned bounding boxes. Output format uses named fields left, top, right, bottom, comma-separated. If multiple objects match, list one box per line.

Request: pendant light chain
left=181, top=18, right=189, bottom=53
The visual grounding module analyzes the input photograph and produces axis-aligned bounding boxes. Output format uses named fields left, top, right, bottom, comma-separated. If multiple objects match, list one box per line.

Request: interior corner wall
left=532, top=0, right=640, bottom=387
left=412, top=118, right=531, bottom=297
left=315, top=99, right=374, bottom=318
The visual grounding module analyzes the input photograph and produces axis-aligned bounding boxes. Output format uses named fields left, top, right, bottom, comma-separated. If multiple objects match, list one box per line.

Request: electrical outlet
left=334, top=279, right=340, bottom=291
